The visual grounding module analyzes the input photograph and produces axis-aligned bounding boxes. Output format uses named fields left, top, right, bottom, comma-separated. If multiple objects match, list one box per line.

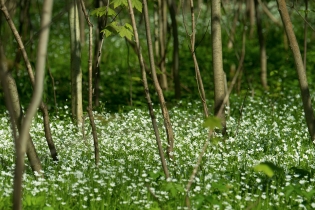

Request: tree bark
left=277, top=0, right=315, bottom=141
left=155, top=0, right=168, bottom=90
left=127, top=0, right=170, bottom=178
left=212, top=0, right=226, bottom=134
left=0, top=58, right=43, bottom=210
left=254, top=0, right=268, bottom=90
left=79, top=0, right=100, bottom=166
left=167, top=0, right=180, bottom=99
left=187, top=0, right=209, bottom=117
left=92, top=0, right=105, bottom=107
left=143, top=0, right=174, bottom=160
left=247, top=0, right=255, bottom=38
left=69, top=0, right=83, bottom=125
left=303, top=0, right=308, bottom=70
left=0, top=0, right=58, bottom=161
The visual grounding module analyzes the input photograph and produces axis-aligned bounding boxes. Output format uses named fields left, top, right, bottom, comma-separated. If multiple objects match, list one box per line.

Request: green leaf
left=131, top=0, right=142, bottom=12
left=112, top=0, right=127, bottom=8
left=149, top=171, right=163, bottom=180
left=254, top=162, right=280, bottom=178
left=210, top=137, right=220, bottom=144
left=100, top=29, right=112, bottom=38
left=119, top=25, right=133, bottom=40
left=203, top=116, right=222, bottom=129
left=125, top=23, right=133, bottom=32
left=90, top=6, right=116, bottom=17
left=131, top=77, right=141, bottom=81
left=109, top=21, right=121, bottom=33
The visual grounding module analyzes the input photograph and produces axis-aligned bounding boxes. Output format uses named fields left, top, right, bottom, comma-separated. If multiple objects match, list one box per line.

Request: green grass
left=1, top=88, right=315, bottom=210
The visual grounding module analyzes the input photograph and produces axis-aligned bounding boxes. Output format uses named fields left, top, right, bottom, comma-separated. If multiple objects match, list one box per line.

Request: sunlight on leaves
left=101, top=29, right=112, bottom=38
left=90, top=6, right=116, bottom=17
left=132, top=0, right=142, bottom=12
left=254, top=162, right=279, bottom=178
left=112, top=0, right=128, bottom=8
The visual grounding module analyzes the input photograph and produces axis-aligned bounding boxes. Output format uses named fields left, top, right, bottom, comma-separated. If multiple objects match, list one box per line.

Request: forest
left=1, top=0, right=315, bottom=209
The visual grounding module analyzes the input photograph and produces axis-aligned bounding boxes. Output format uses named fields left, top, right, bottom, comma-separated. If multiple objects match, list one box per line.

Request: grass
left=1, top=89, right=315, bottom=210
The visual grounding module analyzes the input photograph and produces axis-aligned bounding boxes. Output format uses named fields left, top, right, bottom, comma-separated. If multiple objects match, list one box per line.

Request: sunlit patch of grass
left=1, top=90, right=315, bottom=209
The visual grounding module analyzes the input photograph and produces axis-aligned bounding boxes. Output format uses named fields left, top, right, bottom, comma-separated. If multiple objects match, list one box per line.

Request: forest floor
left=1, top=89, right=315, bottom=209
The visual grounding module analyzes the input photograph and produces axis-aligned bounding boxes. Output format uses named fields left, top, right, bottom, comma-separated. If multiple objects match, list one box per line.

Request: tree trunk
left=254, top=0, right=268, bottom=90
left=79, top=0, right=100, bottom=166
left=143, top=0, right=174, bottom=159
left=247, top=0, right=255, bottom=38
left=167, top=0, right=180, bottom=99
left=69, top=0, right=83, bottom=125
left=0, top=0, right=58, bottom=161
left=303, top=0, right=308, bottom=70
left=93, top=0, right=106, bottom=107
left=212, top=0, right=226, bottom=134
left=156, top=0, right=168, bottom=90
left=277, top=0, right=315, bottom=141
left=127, top=0, right=170, bottom=178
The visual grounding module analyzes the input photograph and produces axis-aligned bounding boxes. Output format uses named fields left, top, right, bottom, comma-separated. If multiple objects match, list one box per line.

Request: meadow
left=1, top=88, right=315, bottom=210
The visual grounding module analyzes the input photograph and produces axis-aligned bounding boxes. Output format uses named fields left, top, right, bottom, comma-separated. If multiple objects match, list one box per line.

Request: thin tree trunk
left=258, top=0, right=282, bottom=27
left=93, top=0, right=106, bottom=107
left=4, top=0, right=53, bottom=209
left=303, top=0, right=308, bottom=70
left=0, top=53, right=43, bottom=210
left=143, top=0, right=174, bottom=160
left=227, top=2, right=240, bottom=49
left=69, top=0, right=83, bottom=125
left=186, top=26, right=247, bottom=209
left=127, top=0, right=170, bottom=178
left=247, top=0, right=255, bottom=38
left=15, top=0, right=31, bottom=65
left=277, top=0, right=315, bottom=141
left=187, top=0, right=209, bottom=117
left=167, top=0, right=180, bottom=99
left=79, top=0, right=100, bottom=166
left=254, top=0, right=268, bottom=90
left=155, top=0, right=168, bottom=90
left=212, top=0, right=226, bottom=134
left=0, top=0, right=58, bottom=161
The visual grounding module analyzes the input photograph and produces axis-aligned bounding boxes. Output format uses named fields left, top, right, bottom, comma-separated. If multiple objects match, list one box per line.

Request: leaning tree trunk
left=69, top=0, right=83, bottom=125
left=12, top=0, right=53, bottom=208
left=0, top=0, right=58, bottom=161
left=212, top=0, right=226, bottom=134
left=277, top=0, right=315, bottom=142
left=0, top=46, right=42, bottom=174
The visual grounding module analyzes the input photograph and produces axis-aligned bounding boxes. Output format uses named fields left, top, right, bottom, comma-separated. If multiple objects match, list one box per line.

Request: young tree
left=277, top=0, right=315, bottom=142
left=127, top=0, right=170, bottom=178
left=155, top=0, right=168, bottom=90
left=69, top=0, right=83, bottom=125
left=79, top=0, right=99, bottom=166
left=254, top=0, right=268, bottom=90
left=212, top=0, right=226, bottom=133
left=143, top=0, right=174, bottom=159
left=167, top=0, right=180, bottom=99
left=0, top=44, right=43, bottom=208
left=0, top=0, right=58, bottom=161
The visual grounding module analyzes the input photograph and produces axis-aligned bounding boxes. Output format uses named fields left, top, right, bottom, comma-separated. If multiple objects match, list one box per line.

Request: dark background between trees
left=1, top=0, right=314, bottom=113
